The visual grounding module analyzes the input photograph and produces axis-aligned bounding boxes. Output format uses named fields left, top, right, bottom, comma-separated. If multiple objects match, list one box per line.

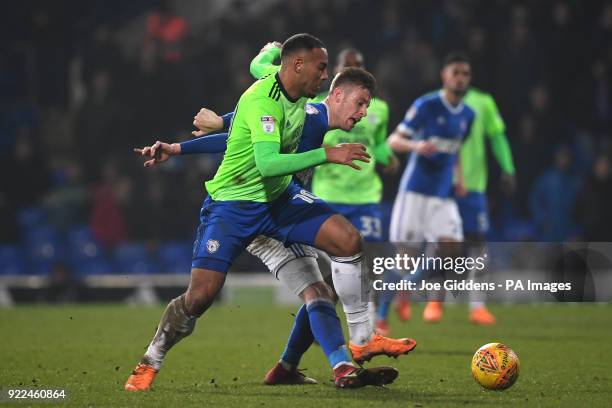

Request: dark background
left=1, top=0, right=611, bottom=279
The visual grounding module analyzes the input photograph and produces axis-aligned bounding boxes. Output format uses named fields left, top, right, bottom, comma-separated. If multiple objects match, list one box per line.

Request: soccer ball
left=471, top=343, right=520, bottom=390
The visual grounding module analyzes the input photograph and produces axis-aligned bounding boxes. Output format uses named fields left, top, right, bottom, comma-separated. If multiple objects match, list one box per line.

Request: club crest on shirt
left=261, top=116, right=275, bottom=133
left=206, top=239, right=220, bottom=254
left=305, top=104, right=319, bottom=115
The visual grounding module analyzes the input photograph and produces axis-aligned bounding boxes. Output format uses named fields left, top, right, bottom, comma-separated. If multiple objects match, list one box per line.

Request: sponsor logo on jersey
left=261, top=116, right=275, bottom=133
left=429, top=136, right=462, bottom=153
left=206, top=239, right=220, bottom=254
left=437, top=116, right=446, bottom=124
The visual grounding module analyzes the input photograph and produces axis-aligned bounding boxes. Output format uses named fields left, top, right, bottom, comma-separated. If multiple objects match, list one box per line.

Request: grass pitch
left=1, top=303, right=611, bottom=407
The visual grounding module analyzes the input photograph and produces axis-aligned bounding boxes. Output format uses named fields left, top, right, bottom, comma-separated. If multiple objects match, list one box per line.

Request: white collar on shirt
left=438, top=90, right=464, bottom=115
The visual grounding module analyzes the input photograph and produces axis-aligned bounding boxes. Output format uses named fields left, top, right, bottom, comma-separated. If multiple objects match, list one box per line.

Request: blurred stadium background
left=1, top=0, right=611, bottom=304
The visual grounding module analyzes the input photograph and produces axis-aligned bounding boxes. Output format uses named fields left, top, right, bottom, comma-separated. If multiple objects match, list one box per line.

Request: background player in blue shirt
left=377, top=52, right=475, bottom=333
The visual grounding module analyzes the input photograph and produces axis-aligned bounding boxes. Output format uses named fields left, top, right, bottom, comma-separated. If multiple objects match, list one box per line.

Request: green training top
left=461, top=88, right=515, bottom=193
left=205, top=73, right=309, bottom=202
left=311, top=93, right=391, bottom=204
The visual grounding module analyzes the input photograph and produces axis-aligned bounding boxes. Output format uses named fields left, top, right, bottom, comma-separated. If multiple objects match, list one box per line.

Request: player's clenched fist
left=192, top=108, right=223, bottom=137
left=324, top=143, right=371, bottom=170
left=133, top=141, right=180, bottom=167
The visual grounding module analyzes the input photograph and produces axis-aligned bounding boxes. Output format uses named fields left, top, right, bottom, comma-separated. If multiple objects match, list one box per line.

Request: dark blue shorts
left=328, top=203, right=384, bottom=242
left=192, top=182, right=335, bottom=273
left=456, top=191, right=489, bottom=235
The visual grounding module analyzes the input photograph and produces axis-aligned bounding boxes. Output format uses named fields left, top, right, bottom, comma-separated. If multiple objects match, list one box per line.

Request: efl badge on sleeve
left=261, top=116, right=275, bottom=133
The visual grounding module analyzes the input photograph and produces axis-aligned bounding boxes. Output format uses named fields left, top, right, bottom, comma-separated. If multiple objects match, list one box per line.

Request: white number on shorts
left=293, top=190, right=318, bottom=204
left=360, top=216, right=382, bottom=239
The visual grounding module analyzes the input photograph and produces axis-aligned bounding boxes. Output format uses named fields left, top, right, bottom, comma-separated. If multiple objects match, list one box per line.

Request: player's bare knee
left=339, top=227, right=363, bottom=256
left=185, top=268, right=226, bottom=316
left=184, top=291, right=212, bottom=316
left=299, top=281, right=334, bottom=304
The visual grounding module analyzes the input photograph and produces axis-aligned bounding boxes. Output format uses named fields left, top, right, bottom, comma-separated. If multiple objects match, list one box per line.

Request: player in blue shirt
left=133, top=68, right=416, bottom=388
left=376, top=52, right=475, bottom=334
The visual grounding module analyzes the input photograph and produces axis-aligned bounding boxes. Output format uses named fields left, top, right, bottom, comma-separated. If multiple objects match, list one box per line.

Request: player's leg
left=422, top=197, right=464, bottom=322
left=458, top=192, right=496, bottom=324
left=325, top=203, right=384, bottom=329
left=376, top=191, right=426, bottom=334
left=254, top=239, right=397, bottom=387
left=274, top=185, right=416, bottom=364
left=125, top=267, right=226, bottom=391
left=125, top=198, right=249, bottom=391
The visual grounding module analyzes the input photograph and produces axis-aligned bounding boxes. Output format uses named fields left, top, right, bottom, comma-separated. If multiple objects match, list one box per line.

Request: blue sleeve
left=180, top=133, right=228, bottom=154
left=297, top=103, right=329, bottom=153
left=221, top=113, right=233, bottom=131
left=398, top=99, right=427, bottom=134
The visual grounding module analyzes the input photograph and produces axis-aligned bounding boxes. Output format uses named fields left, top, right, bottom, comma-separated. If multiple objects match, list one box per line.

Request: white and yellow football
left=471, top=343, right=520, bottom=390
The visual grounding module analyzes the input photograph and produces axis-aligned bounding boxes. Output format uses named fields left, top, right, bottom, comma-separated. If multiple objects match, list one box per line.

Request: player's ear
left=332, top=86, right=343, bottom=102
left=294, top=56, right=304, bottom=73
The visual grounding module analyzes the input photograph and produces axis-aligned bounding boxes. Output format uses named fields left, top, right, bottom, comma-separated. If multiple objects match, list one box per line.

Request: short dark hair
left=281, top=33, right=326, bottom=59
left=443, top=51, right=470, bottom=68
left=330, top=67, right=377, bottom=97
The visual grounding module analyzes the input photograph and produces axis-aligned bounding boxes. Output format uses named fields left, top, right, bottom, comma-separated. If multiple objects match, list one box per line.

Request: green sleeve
left=250, top=47, right=281, bottom=79
left=490, top=133, right=516, bottom=175
left=372, top=100, right=392, bottom=165
left=253, top=141, right=327, bottom=177
left=483, top=94, right=506, bottom=136
left=484, top=95, right=515, bottom=175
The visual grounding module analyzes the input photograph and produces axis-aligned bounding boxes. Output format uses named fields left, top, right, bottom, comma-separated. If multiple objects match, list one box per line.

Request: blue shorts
left=192, top=182, right=335, bottom=273
left=456, top=192, right=489, bottom=235
left=328, top=203, right=384, bottom=242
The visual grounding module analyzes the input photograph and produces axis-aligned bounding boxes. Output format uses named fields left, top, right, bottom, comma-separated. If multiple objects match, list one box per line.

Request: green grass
left=1, top=303, right=611, bottom=407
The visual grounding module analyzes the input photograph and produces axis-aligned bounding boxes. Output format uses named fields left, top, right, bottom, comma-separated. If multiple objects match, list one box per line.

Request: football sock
left=142, top=294, right=196, bottom=370
left=467, top=242, right=488, bottom=310
left=279, top=304, right=314, bottom=369
left=306, top=299, right=352, bottom=369
left=376, top=268, right=402, bottom=321
left=331, top=253, right=373, bottom=346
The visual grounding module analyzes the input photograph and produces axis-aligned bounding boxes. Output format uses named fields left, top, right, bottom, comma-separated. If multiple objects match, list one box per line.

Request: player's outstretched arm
left=253, top=141, right=370, bottom=177
left=135, top=133, right=230, bottom=167
left=250, top=42, right=282, bottom=79
left=387, top=130, right=437, bottom=156
left=134, top=141, right=181, bottom=167
left=325, top=143, right=371, bottom=170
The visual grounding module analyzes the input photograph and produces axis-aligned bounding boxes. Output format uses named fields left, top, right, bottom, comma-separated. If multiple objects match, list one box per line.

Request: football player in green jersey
left=126, top=34, right=405, bottom=391
left=455, top=87, right=516, bottom=325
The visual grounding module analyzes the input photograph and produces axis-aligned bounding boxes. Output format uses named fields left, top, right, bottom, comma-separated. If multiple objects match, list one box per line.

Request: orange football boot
left=423, top=301, right=443, bottom=323
left=125, top=363, right=158, bottom=391
left=349, top=333, right=417, bottom=364
left=469, top=306, right=496, bottom=325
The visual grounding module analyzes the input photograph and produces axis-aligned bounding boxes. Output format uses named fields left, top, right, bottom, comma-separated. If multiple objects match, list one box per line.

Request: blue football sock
left=280, top=304, right=313, bottom=368
left=307, top=300, right=351, bottom=368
